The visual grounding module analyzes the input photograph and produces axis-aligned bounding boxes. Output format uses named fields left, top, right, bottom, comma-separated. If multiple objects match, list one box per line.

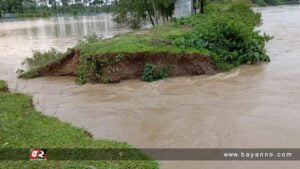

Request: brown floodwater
left=1, top=6, right=300, bottom=169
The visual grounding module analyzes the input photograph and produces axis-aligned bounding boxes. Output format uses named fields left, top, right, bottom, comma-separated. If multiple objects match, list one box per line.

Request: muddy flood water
left=1, top=6, right=300, bottom=169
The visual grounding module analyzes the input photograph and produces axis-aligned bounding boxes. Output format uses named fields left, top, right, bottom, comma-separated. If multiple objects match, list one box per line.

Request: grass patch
left=0, top=81, right=159, bottom=169
left=76, top=23, right=208, bottom=57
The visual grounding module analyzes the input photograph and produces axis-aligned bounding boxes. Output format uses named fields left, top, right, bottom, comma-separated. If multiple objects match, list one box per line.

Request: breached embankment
left=31, top=49, right=218, bottom=83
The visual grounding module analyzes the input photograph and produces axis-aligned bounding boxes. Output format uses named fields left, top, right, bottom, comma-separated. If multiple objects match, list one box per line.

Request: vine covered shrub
left=173, top=2, right=272, bottom=70
left=141, top=64, right=171, bottom=82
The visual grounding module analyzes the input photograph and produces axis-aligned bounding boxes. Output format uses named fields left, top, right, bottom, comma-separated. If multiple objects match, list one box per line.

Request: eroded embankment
left=38, top=49, right=81, bottom=76
left=34, top=49, right=218, bottom=83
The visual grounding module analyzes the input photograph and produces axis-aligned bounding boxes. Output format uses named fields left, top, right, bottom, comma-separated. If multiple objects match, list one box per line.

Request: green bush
left=22, top=48, right=63, bottom=68
left=173, top=2, right=271, bottom=70
left=19, top=48, right=64, bottom=78
left=141, top=64, right=171, bottom=82
left=0, top=80, right=8, bottom=92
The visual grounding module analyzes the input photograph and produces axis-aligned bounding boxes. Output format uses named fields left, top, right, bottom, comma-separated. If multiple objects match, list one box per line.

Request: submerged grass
left=0, top=80, right=159, bottom=169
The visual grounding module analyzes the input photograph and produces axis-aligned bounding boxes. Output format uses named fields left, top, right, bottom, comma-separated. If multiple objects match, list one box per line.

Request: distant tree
left=61, top=0, right=71, bottom=6
left=154, top=0, right=175, bottom=21
left=49, top=0, right=58, bottom=7
left=23, top=0, right=36, bottom=8
left=0, top=0, right=23, bottom=12
left=39, top=0, right=49, bottom=6
left=193, top=0, right=205, bottom=14
left=93, top=0, right=104, bottom=6
left=113, top=0, right=177, bottom=29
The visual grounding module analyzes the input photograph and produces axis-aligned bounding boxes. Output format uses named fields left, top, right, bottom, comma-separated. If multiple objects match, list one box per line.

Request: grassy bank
left=19, top=1, right=271, bottom=84
left=0, top=80, right=158, bottom=169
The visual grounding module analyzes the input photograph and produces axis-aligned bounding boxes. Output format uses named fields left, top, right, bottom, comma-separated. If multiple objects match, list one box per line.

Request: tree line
left=0, top=0, right=108, bottom=18
left=113, top=0, right=207, bottom=29
left=112, top=0, right=299, bottom=29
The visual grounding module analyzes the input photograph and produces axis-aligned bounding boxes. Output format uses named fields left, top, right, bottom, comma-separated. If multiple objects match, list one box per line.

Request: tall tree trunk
left=143, top=0, right=155, bottom=26
left=151, top=0, right=159, bottom=25
left=200, top=0, right=204, bottom=14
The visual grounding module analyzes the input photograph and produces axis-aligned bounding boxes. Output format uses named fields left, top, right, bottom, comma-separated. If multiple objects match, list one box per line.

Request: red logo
left=29, top=148, right=48, bottom=160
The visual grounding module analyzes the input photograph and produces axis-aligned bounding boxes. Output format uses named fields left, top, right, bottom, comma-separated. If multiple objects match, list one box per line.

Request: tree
left=200, top=0, right=204, bottom=13
left=193, top=0, right=205, bottom=14
left=0, top=0, right=23, bottom=13
left=49, top=0, right=57, bottom=7
left=154, top=0, right=175, bottom=21
left=61, top=0, right=70, bottom=6
left=113, top=0, right=151, bottom=29
left=113, top=0, right=177, bottom=29
left=93, top=0, right=104, bottom=6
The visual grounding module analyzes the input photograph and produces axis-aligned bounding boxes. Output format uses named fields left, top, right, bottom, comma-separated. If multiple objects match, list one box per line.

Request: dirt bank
left=38, top=49, right=81, bottom=76
left=36, top=50, right=218, bottom=83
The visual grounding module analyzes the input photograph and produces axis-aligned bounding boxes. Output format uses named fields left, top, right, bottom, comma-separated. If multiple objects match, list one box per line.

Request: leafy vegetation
left=141, top=64, right=172, bottom=82
left=113, top=0, right=176, bottom=29
left=0, top=80, right=159, bottom=169
left=0, top=80, right=8, bottom=92
left=112, top=0, right=209, bottom=29
left=18, top=48, right=65, bottom=79
left=0, top=0, right=111, bottom=18
left=173, top=2, right=272, bottom=70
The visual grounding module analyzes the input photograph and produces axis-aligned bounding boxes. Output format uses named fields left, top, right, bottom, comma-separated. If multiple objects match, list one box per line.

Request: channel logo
left=29, top=148, right=48, bottom=160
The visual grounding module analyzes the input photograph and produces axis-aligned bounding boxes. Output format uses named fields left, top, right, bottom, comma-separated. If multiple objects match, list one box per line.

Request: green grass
left=77, top=22, right=209, bottom=57
left=0, top=81, right=159, bottom=169
left=0, top=80, right=8, bottom=92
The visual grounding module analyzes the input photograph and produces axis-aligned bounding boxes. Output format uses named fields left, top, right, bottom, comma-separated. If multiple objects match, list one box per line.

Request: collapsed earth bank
left=27, top=49, right=218, bottom=83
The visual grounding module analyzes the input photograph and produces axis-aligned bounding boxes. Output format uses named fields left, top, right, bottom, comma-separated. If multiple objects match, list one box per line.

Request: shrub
left=172, top=2, right=271, bottom=70
left=19, top=48, right=64, bottom=78
left=141, top=64, right=171, bottom=82
left=0, top=80, right=9, bottom=92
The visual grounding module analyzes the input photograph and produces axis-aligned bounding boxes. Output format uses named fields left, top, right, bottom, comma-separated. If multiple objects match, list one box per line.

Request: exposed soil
left=39, top=49, right=81, bottom=76
left=37, top=50, right=218, bottom=83
left=98, top=52, right=218, bottom=83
